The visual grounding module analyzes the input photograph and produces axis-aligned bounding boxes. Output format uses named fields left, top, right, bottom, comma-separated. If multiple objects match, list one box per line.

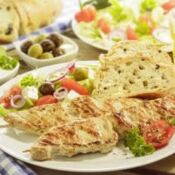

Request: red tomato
left=140, top=15, right=155, bottom=33
left=126, top=26, right=139, bottom=40
left=61, top=78, right=89, bottom=95
left=36, top=95, right=57, bottom=106
left=75, top=5, right=96, bottom=23
left=75, top=12, right=84, bottom=22
left=162, top=0, right=175, bottom=13
left=97, top=18, right=112, bottom=33
left=141, top=120, right=175, bottom=149
left=0, top=85, right=21, bottom=108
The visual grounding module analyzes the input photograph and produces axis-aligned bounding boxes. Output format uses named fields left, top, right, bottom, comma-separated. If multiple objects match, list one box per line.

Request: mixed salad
left=0, top=47, right=18, bottom=71
left=74, top=0, right=175, bottom=48
left=0, top=62, right=174, bottom=157
left=0, top=62, right=94, bottom=111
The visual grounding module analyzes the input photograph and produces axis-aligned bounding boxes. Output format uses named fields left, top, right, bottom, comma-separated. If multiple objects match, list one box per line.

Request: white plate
left=15, top=33, right=79, bottom=68
left=0, top=63, right=20, bottom=84
left=0, top=61, right=175, bottom=173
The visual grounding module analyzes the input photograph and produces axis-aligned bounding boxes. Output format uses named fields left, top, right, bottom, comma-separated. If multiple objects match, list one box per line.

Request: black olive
left=21, top=40, right=33, bottom=54
left=47, top=33, right=63, bottom=47
left=52, top=48, right=64, bottom=57
left=40, top=39, right=55, bottom=52
left=39, top=83, right=54, bottom=95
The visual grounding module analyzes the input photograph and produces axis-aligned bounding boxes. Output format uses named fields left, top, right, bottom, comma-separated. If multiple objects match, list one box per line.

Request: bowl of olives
left=15, top=33, right=79, bottom=68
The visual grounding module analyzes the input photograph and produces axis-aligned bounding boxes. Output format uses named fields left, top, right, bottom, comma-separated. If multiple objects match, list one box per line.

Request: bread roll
left=0, top=0, right=62, bottom=43
left=0, top=0, right=19, bottom=43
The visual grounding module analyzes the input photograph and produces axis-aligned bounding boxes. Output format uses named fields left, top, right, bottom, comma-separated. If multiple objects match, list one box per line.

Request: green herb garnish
left=123, top=128, right=155, bottom=157
left=167, top=118, right=175, bottom=126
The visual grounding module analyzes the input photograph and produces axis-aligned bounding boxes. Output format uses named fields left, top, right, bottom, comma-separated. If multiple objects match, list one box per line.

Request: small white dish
left=15, top=33, right=79, bottom=68
left=0, top=62, right=20, bottom=84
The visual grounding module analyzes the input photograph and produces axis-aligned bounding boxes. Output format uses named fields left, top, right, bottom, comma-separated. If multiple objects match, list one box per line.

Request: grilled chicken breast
left=107, top=95, right=175, bottom=135
left=4, top=96, right=113, bottom=135
left=31, top=117, right=118, bottom=160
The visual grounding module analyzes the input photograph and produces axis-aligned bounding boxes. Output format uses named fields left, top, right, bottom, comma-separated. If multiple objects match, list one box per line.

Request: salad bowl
left=0, top=62, right=20, bottom=84
left=72, top=0, right=175, bottom=51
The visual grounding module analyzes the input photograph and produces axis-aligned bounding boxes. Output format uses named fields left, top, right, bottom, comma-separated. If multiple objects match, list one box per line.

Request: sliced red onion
left=46, top=68, right=68, bottom=83
left=10, top=95, right=26, bottom=109
left=53, top=87, right=68, bottom=100
left=66, top=60, right=76, bottom=72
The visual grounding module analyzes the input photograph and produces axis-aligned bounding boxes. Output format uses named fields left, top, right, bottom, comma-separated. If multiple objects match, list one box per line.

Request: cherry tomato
left=126, top=26, right=139, bottom=40
left=139, top=15, right=155, bottom=33
left=141, top=120, right=175, bottom=149
left=61, top=78, right=89, bottom=95
left=36, top=95, right=57, bottom=106
left=75, top=5, right=96, bottom=23
left=97, top=18, right=112, bottom=34
left=162, top=0, right=175, bottom=13
left=0, top=85, right=21, bottom=108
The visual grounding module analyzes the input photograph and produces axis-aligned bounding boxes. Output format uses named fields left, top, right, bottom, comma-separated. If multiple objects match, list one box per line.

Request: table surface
left=8, top=31, right=175, bottom=175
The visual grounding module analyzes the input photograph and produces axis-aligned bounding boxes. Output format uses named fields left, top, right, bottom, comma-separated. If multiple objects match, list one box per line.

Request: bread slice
left=92, top=56, right=175, bottom=100
left=31, top=117, right=118, bottom=160
left=0, top=0, right=19, bottom=43
left=13, top=0, right=62, bottom=35
left=100, top=40, right=172, bottom=65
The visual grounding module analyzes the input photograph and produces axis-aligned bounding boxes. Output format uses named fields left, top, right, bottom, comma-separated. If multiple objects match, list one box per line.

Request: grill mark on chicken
left=31, top=118, right=118, bottom=160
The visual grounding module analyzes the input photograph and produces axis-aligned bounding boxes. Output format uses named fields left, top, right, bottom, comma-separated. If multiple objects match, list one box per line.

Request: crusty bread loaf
left=100, top=40, right=172, bottom=65
left=13, top=0, right=62, bottom=35
left=92, top=56, right=175, bottom=100
left=0, top=0, right=62, bottom=43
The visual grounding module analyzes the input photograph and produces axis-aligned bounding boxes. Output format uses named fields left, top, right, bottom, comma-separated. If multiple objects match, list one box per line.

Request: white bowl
left=15, top=33, right=79, bottom=68
left=0, top=62, right=20, bottom=84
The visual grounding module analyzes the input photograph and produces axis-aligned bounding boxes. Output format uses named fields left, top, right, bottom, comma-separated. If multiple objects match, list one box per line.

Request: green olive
left=72, top=68, right=89, bottom=81
left=39, top=52, right=54, bottom=59
left=34, top=34, right=46, bottom=43
left=79, top=79, right=94, bottom=93
left=27, top=43, right=43, bottom=58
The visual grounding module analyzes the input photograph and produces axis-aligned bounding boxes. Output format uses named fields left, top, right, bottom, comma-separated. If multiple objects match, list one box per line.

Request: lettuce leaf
left=108, top=0, right=135, bottom=24
left=141, top=0, right=157, bottom=12
left=0, top=105, right=10, bottom=117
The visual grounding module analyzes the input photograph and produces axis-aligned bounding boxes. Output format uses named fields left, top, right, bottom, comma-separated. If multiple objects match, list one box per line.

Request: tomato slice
left=36, top=95, right=57, bottom=106
left=162, top=0, right=175, bottom=13
left=141, top=120, right=175, bottom=149
left=61, top=78, right=89, bottom=95
left=126, top=26, right=139, bottom=40
left=97, top=18, right=111, bottom=34
left=0, top=85, right=21, bottom=108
